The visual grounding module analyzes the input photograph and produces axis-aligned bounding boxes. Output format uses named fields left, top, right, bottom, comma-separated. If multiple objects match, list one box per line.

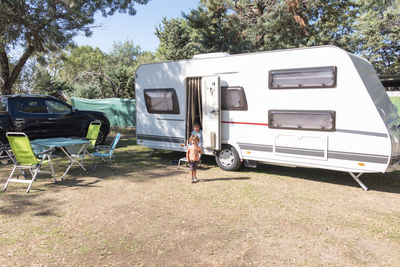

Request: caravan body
left=135, top=46, right=400, bottom=187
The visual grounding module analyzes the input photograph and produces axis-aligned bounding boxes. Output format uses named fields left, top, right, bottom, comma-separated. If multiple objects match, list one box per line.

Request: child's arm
left=186, top=147, right=190, bottom=161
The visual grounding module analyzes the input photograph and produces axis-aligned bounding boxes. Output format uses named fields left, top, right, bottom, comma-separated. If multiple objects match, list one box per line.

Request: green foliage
left=109, top=40, right=142, bottom=66
left=105, top=64, right=136, bottom=98
left=155, top=17, right=198, bottom=60
left=31, top=40, right=157, bottom=99
left=134, top=51, right=156, bottom=71
left=60, top=46, right=108, bottom=82
left=32, top=69, right=73, bottom=96
left=0, top=0, right=149, bottom=94
left=352, top=0, right=400, bottom=74
left=155, top=0, right=400, bottom=75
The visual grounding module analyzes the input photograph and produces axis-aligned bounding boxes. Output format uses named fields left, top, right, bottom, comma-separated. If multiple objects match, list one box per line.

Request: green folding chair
left=66, top=120, right=102, bottom=163
left=86, top=120, right=102, bottom=147
left=4, top=132, right=56, bottom=193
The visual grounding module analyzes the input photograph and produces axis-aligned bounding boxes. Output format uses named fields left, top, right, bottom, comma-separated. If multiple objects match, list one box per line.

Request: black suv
left=0, top=95, right=110, bottom=144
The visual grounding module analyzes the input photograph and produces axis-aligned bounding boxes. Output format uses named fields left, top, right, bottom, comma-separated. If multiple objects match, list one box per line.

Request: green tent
left=71, top=97, right=135, bottom=127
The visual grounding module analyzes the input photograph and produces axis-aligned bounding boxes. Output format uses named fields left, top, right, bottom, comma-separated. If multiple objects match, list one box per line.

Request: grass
left=0, top=129, right=399, bottom=265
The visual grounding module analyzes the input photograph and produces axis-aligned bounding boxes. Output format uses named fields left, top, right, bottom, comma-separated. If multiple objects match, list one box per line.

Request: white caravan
left=135, top=46, right=400, bottom=190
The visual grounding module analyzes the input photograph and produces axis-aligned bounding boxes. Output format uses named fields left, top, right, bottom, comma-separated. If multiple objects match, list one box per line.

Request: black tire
left=215, top=145, right=242, bottom=171
left=97, top=126, right=107, bottom=145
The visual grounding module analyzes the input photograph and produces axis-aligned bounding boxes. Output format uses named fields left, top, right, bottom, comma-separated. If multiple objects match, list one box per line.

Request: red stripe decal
left=221, top=121, right=268, bottom=126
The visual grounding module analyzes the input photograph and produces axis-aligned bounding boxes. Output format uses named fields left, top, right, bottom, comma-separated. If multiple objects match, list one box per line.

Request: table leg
left=59, top=144, right=89, bottom=180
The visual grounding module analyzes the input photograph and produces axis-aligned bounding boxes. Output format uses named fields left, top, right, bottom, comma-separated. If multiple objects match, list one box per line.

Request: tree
left=155, top=17, right=198, bottom=60
left=184, top=0, right=251, bottom=54
left=31, top=68, right=73, bottom=98
left=49, top=41, right=156, bottom=99
left=60, top=46, right=108, bottom=83
left=109, top=40, right=142, bottom=66
left=156, top=0, right=399, bottom=76
left=352, top=0, right=400, bottom=75
left=134, top=51, right=157, bottom=71
left=105, top=64, right=136, bottom=98
left=0, top=0, right=149, bottom=95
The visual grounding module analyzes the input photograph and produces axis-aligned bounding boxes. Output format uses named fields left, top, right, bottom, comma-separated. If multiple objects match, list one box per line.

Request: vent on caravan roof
left=193, top=52, right=230, bottom=59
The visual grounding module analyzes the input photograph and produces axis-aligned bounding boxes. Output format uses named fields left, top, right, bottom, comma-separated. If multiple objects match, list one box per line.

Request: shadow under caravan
left=186, top=77, right=203, bottom=143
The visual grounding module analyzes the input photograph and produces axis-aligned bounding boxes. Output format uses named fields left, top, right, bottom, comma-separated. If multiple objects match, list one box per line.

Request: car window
left=45, top=100, right=71, bottom=114
left=15, top=99, right=48, bottom=114
left=0, top=98, right=7, bottom=112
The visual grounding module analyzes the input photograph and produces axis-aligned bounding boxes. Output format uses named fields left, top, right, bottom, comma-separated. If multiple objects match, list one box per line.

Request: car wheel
left=97, top=127, right=107, bottom=145
left=215, top=145, right=242, bottom=171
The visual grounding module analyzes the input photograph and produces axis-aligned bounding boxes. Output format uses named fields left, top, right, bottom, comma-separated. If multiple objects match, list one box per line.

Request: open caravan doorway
left=186, top=75, right=221, bottom=150
left=185, top=77, right=203, bottom=144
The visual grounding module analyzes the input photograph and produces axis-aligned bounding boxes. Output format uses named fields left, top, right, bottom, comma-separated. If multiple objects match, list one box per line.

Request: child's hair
left=193, top=122, right=200, bottom=127
left=189, top=134, right=200, bottom=143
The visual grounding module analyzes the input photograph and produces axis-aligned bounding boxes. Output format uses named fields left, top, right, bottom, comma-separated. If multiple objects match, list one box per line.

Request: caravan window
left=269, top=66, right=337, bottom=89
left=268, top=110, right=335, bottom=131
left=144, top=89, right=180, bottom=114
left=221, top=86, right=247, bottom=110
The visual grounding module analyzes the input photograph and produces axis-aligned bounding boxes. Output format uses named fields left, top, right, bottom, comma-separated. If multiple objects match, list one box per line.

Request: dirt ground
left=0, top=130, right=400, bottom=266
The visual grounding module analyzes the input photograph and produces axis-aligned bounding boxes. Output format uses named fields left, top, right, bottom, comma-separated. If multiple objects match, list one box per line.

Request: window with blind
left=269, top=66, right=337, bottom=89
left=144, top=89, right=180, bottom=114
left=268, top=110, right=336, bottom=131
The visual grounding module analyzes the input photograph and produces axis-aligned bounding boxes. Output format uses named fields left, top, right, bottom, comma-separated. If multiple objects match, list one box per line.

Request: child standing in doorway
left=191, top=123, right=202, bottom=148
left=186, top=135, right=202, bottom=183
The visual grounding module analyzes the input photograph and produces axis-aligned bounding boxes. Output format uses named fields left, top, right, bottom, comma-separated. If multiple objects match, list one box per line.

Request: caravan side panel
left=136, top=63, right=188, bottom=151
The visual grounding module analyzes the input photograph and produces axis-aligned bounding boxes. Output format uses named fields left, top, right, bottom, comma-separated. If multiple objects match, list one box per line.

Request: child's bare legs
left=190, top=168, right=198, bottom=183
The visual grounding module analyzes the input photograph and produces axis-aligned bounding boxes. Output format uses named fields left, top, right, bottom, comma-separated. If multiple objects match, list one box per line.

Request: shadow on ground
left=147, top=150, right=400, bottom=194
left=1, top=131, right=399, bottom=200
left=0, top=192, right=61, bottom=217
left=198, top=177, right=251, bottom=182
left=240, top=163, right=400, bottom=194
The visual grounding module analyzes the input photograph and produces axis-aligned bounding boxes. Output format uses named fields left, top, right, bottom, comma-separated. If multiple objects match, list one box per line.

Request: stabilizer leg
left=349, top=172, right=368, bottom=191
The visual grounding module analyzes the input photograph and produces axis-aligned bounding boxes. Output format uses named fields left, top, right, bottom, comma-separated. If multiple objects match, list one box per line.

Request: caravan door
left=201, top=75, right=221, bottom=150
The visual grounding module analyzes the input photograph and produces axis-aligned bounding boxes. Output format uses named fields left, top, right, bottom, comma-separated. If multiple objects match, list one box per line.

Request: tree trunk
left=0, top=43, right=12, bottom=95
left=0, top=43, right=34, bottom=95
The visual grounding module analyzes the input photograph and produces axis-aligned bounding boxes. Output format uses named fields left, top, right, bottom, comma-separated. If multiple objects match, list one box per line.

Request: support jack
left=349, top=172, right=368, bottom=191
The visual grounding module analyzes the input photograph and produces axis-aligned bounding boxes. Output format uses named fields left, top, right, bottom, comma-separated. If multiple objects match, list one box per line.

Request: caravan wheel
left=215, top=145, right=241, bottom=171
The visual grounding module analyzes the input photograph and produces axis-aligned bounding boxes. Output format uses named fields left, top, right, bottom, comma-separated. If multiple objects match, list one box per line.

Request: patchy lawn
left=0, top=129, right=400, bottom=266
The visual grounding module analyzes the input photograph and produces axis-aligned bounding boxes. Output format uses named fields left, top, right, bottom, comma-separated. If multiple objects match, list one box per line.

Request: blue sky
left=74, top=0, right=200, bottom=53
